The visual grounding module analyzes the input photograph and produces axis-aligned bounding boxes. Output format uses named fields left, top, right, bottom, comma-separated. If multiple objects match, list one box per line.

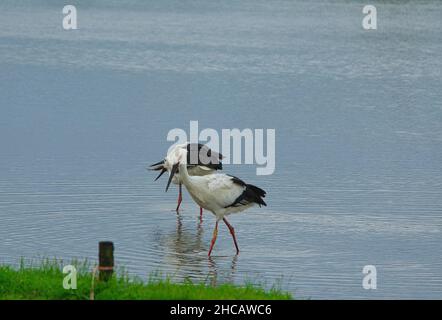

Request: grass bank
left=0, top=260, right=292, bottom=300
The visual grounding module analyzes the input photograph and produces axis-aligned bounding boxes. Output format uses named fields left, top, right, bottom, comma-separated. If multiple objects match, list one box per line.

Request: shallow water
left=0, top=0, right=441, bottom=299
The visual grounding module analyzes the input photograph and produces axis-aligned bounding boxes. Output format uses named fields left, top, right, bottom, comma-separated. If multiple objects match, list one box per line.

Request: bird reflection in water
left=161, top=214, right=238, bottom=285
left=207, top=254, right=238, bottom=286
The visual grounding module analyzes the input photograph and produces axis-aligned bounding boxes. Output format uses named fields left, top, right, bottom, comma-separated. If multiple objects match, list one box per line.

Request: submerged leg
left=176, top=184, right=183, bottom=213
left=223, top=218, right=239, bottom=255
left=208, top=221, right=219, bottom=256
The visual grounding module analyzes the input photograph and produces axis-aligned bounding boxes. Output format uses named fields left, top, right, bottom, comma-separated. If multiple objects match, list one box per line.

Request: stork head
left=165, top=147, right=187, bottom=192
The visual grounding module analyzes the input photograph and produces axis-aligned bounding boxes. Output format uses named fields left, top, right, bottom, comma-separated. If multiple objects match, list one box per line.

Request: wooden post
left=98, top=241, right=114, bottom=281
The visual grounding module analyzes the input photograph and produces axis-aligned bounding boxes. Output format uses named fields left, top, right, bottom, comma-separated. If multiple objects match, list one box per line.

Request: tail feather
left=245, top=184, right=267, bottom=207
left=226, top=179, right=267, bottom=208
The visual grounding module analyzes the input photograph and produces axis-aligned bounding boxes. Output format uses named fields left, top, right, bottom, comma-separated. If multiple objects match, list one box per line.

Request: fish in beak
left=166, top=163, right=179, bottom=192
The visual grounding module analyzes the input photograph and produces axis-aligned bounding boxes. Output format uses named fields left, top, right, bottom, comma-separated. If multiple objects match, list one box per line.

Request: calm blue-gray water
left=0, top=0, right=441, bottom=299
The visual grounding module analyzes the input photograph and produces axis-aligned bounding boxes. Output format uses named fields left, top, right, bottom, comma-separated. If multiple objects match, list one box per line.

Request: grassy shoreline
left=0, top=260, right=292, bottom=300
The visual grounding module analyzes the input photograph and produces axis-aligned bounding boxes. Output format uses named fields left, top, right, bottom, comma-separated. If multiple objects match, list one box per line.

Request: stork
left=165, top=146, right=266, bottom=256
left=150, top=143, right=223, bottom=217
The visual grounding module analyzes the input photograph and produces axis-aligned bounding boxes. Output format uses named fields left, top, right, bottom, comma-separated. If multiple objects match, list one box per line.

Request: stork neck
left=179, top=162, right=190, bottom=184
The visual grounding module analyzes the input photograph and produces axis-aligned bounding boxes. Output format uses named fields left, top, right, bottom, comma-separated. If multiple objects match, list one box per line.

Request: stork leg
left=199, top=207, right=203, bottom=219
left=208, top=221, right=219, bottom=256
left=223, top=218, right=239, bottom=255
left=176, top=184, right=183, bottom=213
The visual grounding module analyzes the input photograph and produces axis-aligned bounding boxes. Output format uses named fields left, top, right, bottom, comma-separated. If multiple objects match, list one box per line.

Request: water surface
left=0, top=0, right=441, bottom=299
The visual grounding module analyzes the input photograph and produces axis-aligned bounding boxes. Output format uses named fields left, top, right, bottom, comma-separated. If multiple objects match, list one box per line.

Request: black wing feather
left=225, top=175, right=267, bottom=208
left=186, top=143, right=223, bottom=170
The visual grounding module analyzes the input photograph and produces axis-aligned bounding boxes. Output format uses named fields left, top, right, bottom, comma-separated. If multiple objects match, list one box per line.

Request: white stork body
left=150, top=143, right=223, bottom=215
left=166, top=147, right=266, bottom=256
left=181, top=173, right=257, bottom=220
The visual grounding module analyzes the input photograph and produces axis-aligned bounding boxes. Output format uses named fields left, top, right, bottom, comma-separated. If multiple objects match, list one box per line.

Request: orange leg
left=176, top=184, right=183, bottom=213
left=208, top=221, right=219, bottom=256
left=223, top=218, right=239, bottom=255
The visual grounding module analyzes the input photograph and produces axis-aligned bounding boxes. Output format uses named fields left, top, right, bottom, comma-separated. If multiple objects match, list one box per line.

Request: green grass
left=0, top=260, right=292, bottom=300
